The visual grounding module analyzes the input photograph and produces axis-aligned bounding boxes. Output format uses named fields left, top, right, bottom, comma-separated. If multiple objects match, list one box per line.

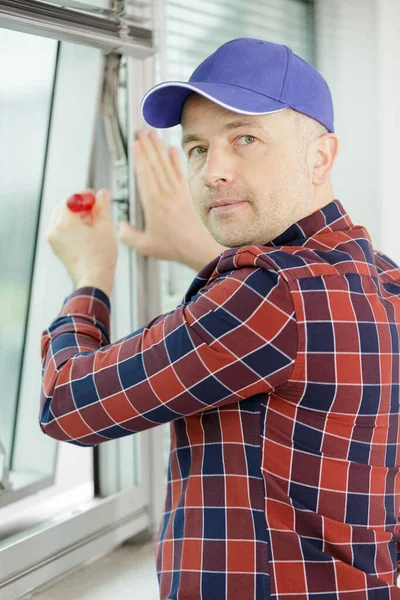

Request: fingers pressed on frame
left=134, top=130, right=171, bottom=192
left=132, top=142, right=159, bottom=200
left=148, top=130, right=184, bottom=190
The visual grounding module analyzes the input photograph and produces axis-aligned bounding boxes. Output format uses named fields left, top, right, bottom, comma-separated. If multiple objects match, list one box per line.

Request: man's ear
left=311, top=134, right=339, bottom=185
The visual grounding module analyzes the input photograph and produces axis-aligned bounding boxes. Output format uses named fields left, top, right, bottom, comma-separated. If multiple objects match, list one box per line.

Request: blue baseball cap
left=141, top=37, right=334, bottom=133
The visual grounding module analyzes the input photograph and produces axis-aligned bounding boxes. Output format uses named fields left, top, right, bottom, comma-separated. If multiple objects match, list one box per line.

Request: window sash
left=0, top=0, right=154, bottom=56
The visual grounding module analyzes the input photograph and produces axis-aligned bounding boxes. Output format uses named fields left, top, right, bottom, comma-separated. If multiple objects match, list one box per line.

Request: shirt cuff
left=59, top=286, right=111, bottom=345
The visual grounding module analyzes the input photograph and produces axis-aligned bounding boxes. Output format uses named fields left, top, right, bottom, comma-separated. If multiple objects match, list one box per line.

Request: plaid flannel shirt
left=40, top=200, right=400, bottom=599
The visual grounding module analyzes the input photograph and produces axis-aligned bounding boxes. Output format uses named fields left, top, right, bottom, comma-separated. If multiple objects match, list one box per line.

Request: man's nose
left=200, top=148, right=236, bottom=187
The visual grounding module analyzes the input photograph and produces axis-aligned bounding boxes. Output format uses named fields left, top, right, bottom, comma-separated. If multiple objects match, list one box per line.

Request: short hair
left=289, top=108, right=328, bottom=142
left=287, top=108, right=329, bottom=164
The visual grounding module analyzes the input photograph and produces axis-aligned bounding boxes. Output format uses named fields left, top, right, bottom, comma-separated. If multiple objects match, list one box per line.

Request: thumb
left=118, top=221, right=148, bottom=253
left=94, top=188, right=112, bottom=219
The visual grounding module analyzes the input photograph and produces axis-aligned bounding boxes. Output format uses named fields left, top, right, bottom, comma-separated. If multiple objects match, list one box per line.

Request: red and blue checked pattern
left=40, top=200, right=400, bottom=599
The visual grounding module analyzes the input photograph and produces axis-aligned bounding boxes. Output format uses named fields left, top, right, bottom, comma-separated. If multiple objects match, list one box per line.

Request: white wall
left=316, top=0, right=380, bottom=246
left=376, top=0, right=400, bottom=264
left=316, top=0, right=400, bottom=265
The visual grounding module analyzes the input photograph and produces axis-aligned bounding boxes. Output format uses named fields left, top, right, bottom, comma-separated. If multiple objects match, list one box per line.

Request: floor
left=29, top=540, right=160, bottom=600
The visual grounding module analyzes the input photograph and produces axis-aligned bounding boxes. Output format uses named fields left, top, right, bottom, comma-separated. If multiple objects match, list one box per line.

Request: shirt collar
left=266, top=199, right=354, bottom=247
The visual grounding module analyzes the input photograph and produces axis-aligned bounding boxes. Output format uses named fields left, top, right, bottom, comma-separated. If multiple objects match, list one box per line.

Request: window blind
left=164, top=0, right=314, bottom=83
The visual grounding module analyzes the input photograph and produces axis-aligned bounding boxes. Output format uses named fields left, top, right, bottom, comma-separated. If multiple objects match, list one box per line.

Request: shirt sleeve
left=39, top=266, right=297, bottom=447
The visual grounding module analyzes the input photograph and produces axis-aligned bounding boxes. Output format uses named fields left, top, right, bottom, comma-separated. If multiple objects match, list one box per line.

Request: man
left=42, top=38, right=400, bottom=599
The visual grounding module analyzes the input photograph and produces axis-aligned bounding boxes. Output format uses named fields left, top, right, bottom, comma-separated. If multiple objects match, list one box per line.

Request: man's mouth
left=209, top=199, right=249, bottom=213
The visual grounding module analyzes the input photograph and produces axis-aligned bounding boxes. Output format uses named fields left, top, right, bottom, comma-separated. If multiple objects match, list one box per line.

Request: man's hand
left=118, top=129, right=228, bottom=272
left=46, top=188, right=118, bottom=297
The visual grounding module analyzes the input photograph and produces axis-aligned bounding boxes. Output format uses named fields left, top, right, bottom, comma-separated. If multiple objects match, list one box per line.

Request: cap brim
left=141, top=81, right=289, bottom=128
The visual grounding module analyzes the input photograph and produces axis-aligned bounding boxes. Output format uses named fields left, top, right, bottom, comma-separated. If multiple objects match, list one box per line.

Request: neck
left=313, top=178, right=335, bottom=212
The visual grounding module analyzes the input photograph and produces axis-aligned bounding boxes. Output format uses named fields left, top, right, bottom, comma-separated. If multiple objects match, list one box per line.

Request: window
left=0, top=8, right=157, bottom=595
left=0, top=29, right=57, bottom=478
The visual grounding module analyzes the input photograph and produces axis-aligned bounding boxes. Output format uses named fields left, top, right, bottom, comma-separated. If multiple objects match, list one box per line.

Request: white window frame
left=0, top=10, right=166, bottom=598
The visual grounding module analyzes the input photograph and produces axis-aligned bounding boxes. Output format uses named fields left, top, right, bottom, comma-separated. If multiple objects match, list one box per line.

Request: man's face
left=181, top=94, right=314, bottom=247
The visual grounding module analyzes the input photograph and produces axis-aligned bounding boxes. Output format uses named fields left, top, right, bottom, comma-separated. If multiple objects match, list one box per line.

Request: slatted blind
left=156, top=0, right=316, bottom=317
left=164, top=0, right=314, bottom=82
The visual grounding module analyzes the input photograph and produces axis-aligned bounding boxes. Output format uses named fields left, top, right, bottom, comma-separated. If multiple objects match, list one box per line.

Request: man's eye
left=188, top=146, right=206, bottom=158
left=187, top=135, right=256, bottom=158
left=238, top=135, right=256, bottom=145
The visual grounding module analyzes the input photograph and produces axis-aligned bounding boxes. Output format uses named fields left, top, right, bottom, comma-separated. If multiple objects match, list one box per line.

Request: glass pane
left=0, top=29, right=57, bottom=469
left=0, top=36, right=115, bottom=538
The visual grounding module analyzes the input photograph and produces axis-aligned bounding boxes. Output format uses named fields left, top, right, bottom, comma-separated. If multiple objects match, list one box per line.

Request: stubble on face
left=181, top=95, right=316, bottom=248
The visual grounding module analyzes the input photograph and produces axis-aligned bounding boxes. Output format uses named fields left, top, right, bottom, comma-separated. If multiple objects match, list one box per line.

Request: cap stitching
left=279, top=46, right=291, bottom=100
left=198, top=80, right=285, bottom=103
left=202, top=50, right=219, bottom=82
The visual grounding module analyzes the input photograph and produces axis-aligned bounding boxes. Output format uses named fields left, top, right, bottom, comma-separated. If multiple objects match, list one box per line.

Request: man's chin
left=213, top=233, right=254, bottom=249
left=208, top=221, right=259, bottom=248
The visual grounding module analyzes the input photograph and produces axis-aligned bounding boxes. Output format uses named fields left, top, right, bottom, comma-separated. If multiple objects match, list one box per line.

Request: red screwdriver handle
left=67, top=192, right=96, bottom=213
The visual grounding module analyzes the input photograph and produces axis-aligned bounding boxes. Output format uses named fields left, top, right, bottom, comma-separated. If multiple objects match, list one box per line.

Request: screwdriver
left=67, top=191, right=96, bottom=213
